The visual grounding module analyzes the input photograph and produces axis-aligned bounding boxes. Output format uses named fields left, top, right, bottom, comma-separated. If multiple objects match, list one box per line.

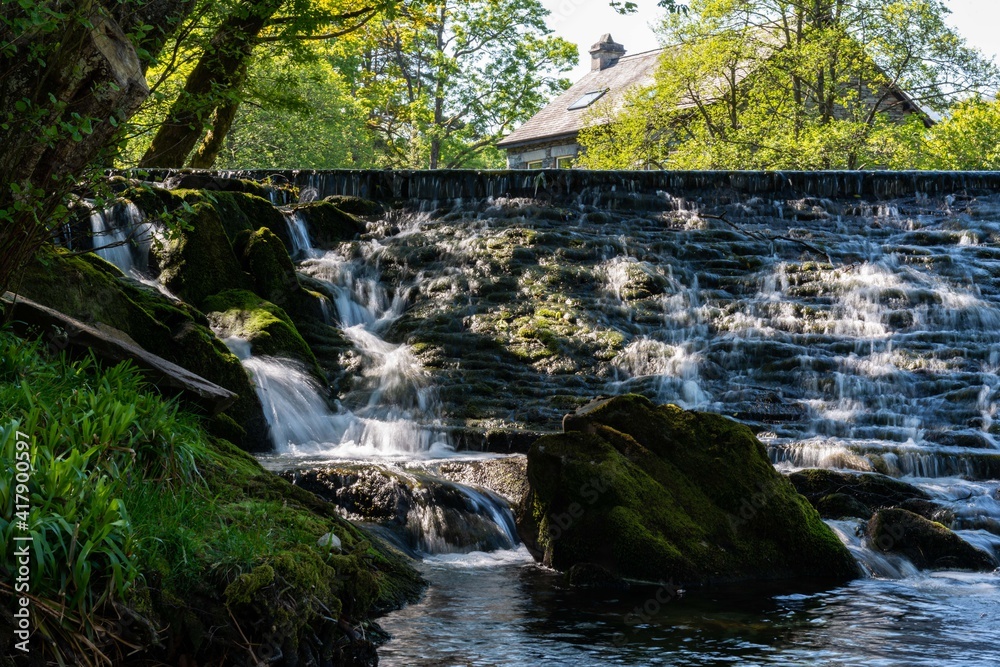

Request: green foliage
left=325, top=0, right=578, bottom=168
left=214, top=48, right=375, bottom=168
left=580, top=0, right=999, bottom=170
left=911, top=96, right=1000, bottom=170
left=0, top=331, right=206, bottom=664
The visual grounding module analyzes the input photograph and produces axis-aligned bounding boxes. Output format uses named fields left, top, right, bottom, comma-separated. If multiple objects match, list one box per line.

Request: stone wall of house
left=505, top=139, right=580, bottom=169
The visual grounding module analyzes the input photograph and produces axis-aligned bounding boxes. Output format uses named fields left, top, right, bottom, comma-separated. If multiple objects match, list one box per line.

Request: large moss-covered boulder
left=202, top=289, right=321, bottom=377
left=521, top=395, right=857, bottom=586
left=153, top=201, right=249, bottom=307
left=206, top=190, right=290, bottom=245
left=290, top=201, right=366, bottom=250
left=242, top=227, right=300, bottom=305
left=868, top=508, right=996, bottom=571
left=789, top=469, right=931, bottom=520
left=18, top=248, right=270, bottom=452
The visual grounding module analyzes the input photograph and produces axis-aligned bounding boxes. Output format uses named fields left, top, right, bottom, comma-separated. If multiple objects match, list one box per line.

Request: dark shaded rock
left=162, top=172, right=274, bottom=199
left=324, top=195, right=385, bottom=217
left=16, top=248, right=269, bottom=451
left=241, top=227, right=300, bottom=305
left=287, top=464, right=517, bottom=555
left=153, top=201, right=249, bottom=307
left=291, top=201, right=366, bottom=250
left=868, top=508, right=996, bottom=571
left=789, top=469, right=930, bottom=520
left=524, top=394, right=857, bottom=586
left=896, top=498, right=956, bottom=528
left=815, top=493, right=871, bottom=520
left=3, top=293, right=235, bottom=414
left=566, top=562, right=629, bottom=590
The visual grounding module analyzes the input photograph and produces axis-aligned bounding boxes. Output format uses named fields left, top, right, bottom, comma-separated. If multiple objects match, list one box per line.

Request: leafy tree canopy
left=579, top=0, right=999, bottom=170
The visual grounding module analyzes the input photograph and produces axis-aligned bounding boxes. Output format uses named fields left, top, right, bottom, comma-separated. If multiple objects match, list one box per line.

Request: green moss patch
left=203, top=289, right=320, bottom=375
left=153, top=201, right=249, bottom=307
left=523, top=395, right=857, bottom=586
left=17, top=247, right=269, bottom=451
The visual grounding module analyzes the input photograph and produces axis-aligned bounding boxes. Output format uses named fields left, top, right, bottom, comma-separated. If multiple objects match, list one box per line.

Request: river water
left=107, top=174, right=1000, bottom=665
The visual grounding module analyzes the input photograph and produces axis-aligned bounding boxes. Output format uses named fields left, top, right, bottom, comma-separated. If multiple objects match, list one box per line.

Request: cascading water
left=174, top=174, right=1000, bottom=664
left=89, top=202, right=155, bottom=277
left=252, top=209, right=452, bottom=457
left=266, top=185, right=999, bottom=664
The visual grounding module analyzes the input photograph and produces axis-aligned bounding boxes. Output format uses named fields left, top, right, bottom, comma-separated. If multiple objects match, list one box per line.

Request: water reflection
left=379, top=552, right=1000, bottom=667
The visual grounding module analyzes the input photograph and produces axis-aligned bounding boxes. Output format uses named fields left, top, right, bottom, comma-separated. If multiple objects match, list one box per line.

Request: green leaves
left=0, top=329, right=210, bottom=664
left=582, top=0, right=999, bottom=170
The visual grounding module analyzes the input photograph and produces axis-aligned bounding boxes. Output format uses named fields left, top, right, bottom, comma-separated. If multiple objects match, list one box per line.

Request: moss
left=127, top=418, right=424, bottom=664
left=154, top=201, right=249, bottom=307
left=214, top=190, right=290, bottom=245
left=224, top=564, right=275, bottom=606
left=323, top=195, right=385, bottom=217
left=868, top=508, right=996, bottom=571
left=241, top=227, right=299, bottom=305
left=18, top=247, right=270, bottom=452
left=788, top=469, right=929, bottom=520
left=291, top=201, right=366, bottom=249
left=525, top=395, right=857, bottom=586
left=202, top=289, right=322, bottom=378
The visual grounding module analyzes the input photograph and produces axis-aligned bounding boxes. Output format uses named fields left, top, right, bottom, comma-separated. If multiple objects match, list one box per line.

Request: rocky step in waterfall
left=75, top=169, right=1000, bottom=664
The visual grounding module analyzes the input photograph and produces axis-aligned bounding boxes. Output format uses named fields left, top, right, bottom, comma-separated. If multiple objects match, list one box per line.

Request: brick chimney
left=590, top=34, right=626, bottom=71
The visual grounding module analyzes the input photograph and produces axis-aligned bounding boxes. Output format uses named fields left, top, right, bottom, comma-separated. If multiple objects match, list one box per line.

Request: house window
left=568, top=90, right=607, bottom=110
left=525, top=160, right=544, bottom=169
left=556, top=156, right=573, bottom=169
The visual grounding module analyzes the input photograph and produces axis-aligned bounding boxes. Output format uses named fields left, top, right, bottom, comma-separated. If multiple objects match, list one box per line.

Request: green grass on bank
left=0, top=329, right=422, bottom=666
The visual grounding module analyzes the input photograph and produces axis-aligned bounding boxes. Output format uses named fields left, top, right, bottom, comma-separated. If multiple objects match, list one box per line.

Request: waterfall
left=89, top=202, right=155, bottom=276
left=232, top=213, right=450, bottom=456
left=282, top=210, right=315, bottom=259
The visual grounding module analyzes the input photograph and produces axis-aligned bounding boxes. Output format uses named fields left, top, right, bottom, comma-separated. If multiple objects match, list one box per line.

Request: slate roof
left=496, top=48, right=663, bottom=149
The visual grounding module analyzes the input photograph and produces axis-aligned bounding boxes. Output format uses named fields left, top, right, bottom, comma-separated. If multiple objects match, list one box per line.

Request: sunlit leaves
left=581, top=0, right=999, bottom=170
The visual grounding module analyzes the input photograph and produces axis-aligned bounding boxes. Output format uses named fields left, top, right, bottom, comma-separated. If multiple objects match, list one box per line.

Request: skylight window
left=568, top=90, right=607, bottom=110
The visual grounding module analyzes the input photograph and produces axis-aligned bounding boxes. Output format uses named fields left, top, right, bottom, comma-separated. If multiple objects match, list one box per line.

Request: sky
left=541, top=0, right=1000, bottom=83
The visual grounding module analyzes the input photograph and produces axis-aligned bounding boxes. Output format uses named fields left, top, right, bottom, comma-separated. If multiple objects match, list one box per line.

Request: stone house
left=497, top=34, right=933, bottom=169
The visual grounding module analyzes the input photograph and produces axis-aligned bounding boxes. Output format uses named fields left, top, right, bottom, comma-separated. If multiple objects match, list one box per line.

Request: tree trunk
left=188, top=95, right=243, bottom=168
left=0, top=4, right=152, bottom=296
left=138, top=0, right=284, bottom=168
left=428, top=3, right=448, bottom=169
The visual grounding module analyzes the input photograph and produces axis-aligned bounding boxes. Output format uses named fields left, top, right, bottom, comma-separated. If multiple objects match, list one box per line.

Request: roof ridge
left=618, top=47, right=666, bottom=60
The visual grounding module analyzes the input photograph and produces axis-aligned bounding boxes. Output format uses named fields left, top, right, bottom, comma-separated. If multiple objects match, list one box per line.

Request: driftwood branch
left=700, top=212, right=834, bottom=265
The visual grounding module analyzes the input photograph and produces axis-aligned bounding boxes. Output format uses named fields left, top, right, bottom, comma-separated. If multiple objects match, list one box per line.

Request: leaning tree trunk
left=0, top=3, right=151, bottom=297
left=138, top=0, right=284, bottom=168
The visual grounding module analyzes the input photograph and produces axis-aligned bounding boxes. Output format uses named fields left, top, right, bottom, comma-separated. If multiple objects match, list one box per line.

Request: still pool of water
left=378, top=548, right=1000, bottom=667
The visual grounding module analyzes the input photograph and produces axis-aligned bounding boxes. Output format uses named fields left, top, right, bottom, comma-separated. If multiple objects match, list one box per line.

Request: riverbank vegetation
left=0, top=329, right=422, bottom=665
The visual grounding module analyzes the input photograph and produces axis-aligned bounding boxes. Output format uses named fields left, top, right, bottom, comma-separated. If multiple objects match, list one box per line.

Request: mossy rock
left=208, top=190, right=290, bottom=246
left=323, top=195, right=385, bottom=217
left=202, top=289, right=321, bottom=377
left=18, top=247, right=270, bottom=452
left=139, top=433, right=424, bottom=664
left=153, top=201, right=249, bottom=307
left=522, top=394, right=857, bottom=586
left=788, top=469, right=930, bottom=520
left=290, top=201, right=366, bottom=250
left=868, top=508, right=996, bottom=571
left=241, top=227, right=300, bottom=305
left=162, top=172, right=274, bottom=198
